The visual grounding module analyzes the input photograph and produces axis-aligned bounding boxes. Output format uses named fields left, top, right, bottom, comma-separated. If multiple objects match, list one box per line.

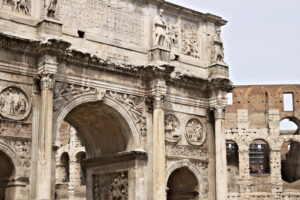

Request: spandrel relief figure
left=185, top=118, right=205, bottom=145
left=0, top=87, right=30, bottom=120
left=154, top=9, right=167, bottom=47
left=165, top=114, right=181, bottom=142
left=211, top=29, right=225, bottom=63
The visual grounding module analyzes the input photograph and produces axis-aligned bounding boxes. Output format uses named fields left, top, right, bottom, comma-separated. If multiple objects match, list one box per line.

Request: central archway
left=52, top=92, right=143, bottom=199
left=53, top=93, right=141, bottom=157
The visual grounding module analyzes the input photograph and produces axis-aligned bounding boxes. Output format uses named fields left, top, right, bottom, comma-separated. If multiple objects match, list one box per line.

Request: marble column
left=35, top=66, right=56, bottom=199
left=214, top=105, right=228, bottom=200
left=152, top=93, right=166, bottom=200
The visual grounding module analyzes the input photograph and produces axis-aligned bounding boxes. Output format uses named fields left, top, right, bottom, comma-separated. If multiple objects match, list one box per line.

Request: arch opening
left=0, top=150, right=15, bottom=200
left=76, top=152, right=86, bottom=186
left=63, top=102, right=133, bottom=158
left=280, top=118, right=299, bottom=135
left=281, top=141, right=300, bottom=185
left=249, top=139, right=270, bottom=175
left=226, top=140, right=239, bottom=192
left=54, top=99, right=138, bottom=199
left=60, top=152, right=70, bottom=183
left=167, top=167, right=199, bottom=200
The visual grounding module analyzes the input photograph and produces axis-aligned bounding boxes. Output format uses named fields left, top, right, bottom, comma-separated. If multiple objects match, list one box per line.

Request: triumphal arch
left=0, top=0, right=232, bottom=199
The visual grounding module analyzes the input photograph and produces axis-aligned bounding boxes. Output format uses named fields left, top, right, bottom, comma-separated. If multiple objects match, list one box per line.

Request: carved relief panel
left=1, top=0, right=31, bottom=15
left=165, top=114, right=180, bottom=142
left=93, top=171, right=128, bottom=200
left=0, top=86, right=31, bottom=121
left=163, top=14, right=179, bottom=49
left=181, top=21, right=199, bottom=58
left=185, top=118, right=205, bottom=146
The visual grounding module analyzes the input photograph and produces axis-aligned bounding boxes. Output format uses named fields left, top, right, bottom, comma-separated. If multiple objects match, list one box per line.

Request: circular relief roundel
left=0, top=86, right=31, bottom=120
left=185, top=118, right=205, bottom=145
left=165, top=114, right=181, bottom=142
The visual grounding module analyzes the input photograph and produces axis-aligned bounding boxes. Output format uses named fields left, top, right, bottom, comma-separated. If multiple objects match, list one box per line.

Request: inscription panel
left=57, top=0, right=145, bottom=44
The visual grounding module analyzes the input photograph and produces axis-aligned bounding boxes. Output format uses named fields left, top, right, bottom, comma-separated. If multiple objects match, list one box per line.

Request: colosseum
left=0, top=0, right=298, bottom=200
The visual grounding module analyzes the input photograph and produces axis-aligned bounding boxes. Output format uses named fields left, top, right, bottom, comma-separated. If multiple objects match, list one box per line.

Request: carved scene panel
left=93, top=171, right=128, bottom=200
left=181, top=20, right=199, bottom=58
left=0, top=86, right=31, bottom=121
left=1, top=0, right=31, bottom=15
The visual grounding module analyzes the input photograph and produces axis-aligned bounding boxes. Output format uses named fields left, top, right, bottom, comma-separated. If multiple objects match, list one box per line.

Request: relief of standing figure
left=211, top=29, right=225, bottom=63
left=46, top=0, right=57, bottom=18
left=154, top=9, right=167, bottom=46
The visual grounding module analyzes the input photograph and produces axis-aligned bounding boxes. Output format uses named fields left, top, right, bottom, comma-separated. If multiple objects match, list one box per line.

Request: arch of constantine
left=2, top=0, right=299, bottom=200
left=0, top=0, right=231, bottom=199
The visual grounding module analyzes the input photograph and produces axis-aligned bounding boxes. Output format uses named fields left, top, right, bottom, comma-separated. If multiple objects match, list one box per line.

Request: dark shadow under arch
left=167, top=167, right=199, bottom=200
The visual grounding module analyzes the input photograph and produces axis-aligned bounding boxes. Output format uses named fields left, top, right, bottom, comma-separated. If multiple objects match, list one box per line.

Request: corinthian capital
left=213, top=105, right=225, bottom=120
left=40, top=73, right=55, bottom=90
left=154, top=94, right=164, bottom=109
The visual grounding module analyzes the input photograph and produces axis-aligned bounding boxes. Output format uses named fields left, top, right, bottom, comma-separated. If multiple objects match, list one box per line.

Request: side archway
left=0, top=141, right=24, bottom=178
left=166, top=161, right=201, bottom=200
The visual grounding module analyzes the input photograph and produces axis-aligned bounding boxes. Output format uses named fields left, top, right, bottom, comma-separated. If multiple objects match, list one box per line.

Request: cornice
left=0, top=32, right=71, bottom=56
left=209, top=77, right=234, bottom=92
left=85, top=151, right=147, bottom=167
left=0, top=33, right=232, bottom=91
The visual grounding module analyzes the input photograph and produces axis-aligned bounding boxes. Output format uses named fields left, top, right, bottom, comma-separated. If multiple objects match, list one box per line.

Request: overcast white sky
left=167, top=0, right=300, bottom=85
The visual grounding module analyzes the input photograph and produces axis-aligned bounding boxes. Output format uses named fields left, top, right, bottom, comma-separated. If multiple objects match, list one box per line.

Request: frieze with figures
left=166, top=142, right=208, bottom=160
left=93, top=171, right=128, bottom=200
left=0, top=86, right=31, bottom=121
